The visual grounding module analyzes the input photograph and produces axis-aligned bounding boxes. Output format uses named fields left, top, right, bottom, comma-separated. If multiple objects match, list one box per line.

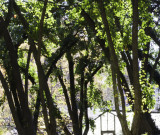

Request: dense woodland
left=0, top=0, right=160, bottom=134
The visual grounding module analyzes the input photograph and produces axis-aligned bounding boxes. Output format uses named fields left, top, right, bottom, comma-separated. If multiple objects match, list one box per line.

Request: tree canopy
left=0, top=0, right=160, bottom=135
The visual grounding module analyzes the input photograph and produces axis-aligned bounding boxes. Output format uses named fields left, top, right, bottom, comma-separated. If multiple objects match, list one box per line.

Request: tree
left=0, top=0, right=105, bottom=134
left=0, top=0, right=160, bottom=135
left=80, top=0, right=160, bottom=134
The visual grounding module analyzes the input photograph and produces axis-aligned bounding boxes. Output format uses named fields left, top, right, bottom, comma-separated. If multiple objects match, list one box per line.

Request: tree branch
left=38, top=0, right=48, bottom=59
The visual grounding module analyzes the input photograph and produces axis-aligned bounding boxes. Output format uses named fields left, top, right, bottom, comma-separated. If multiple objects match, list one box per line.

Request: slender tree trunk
left=30, top=38, right=57, bottom=134
left=97, top=0, right=132, bottom=135
left=83, top=82, right=89, bottom=135
left=67, top=52, right=81, bottom=135
left=131, top=0, right=142, bottom=134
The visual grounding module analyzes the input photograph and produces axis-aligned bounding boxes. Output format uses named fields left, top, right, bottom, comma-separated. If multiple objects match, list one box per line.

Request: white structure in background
left=88, top=109, right=160, bottom=135
left=88, top=88, right=160, bottom=135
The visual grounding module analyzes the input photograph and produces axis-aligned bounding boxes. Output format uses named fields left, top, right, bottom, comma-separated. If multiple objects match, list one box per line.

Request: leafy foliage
left=0, top=0, right=160, bottom=134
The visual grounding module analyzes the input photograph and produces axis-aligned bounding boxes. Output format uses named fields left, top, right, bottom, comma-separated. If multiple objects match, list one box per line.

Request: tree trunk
left=97, top=0, right=132, bottom=135
left=131, top=0, right=142, bottom=134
